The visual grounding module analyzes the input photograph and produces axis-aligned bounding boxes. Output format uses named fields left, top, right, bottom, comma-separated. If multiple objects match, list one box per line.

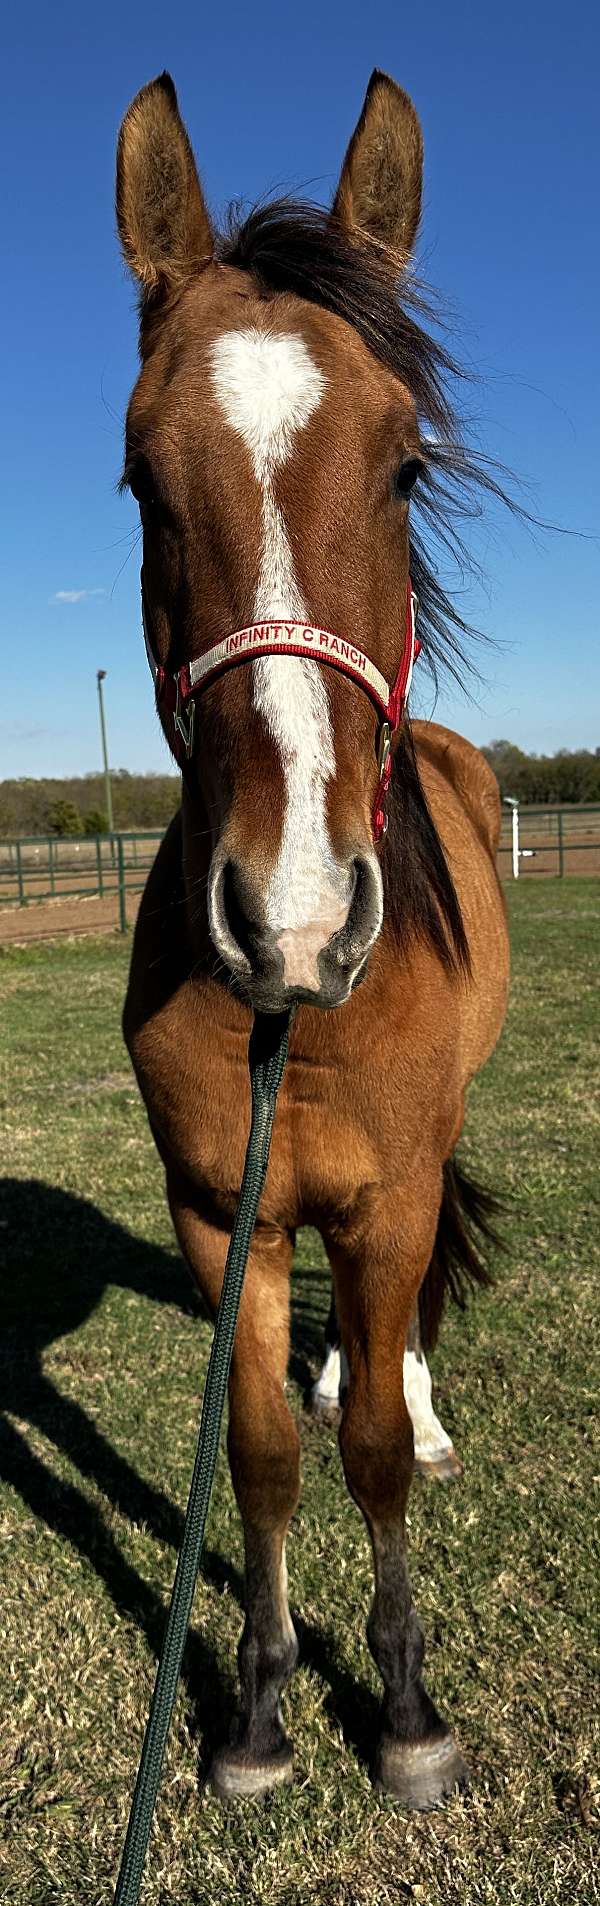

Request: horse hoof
left=209, top=1742, right=294, bottom=1801
left=375, top=1732, right=470, bottom=1810
left=414, top=1446, right=463, bottom=1483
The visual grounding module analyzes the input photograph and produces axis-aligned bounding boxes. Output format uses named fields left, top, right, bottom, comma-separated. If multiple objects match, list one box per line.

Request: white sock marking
left=278, top=1541, right=296, bottom=1646
left=402, top=1349, right=454, bottom=1461
left=313, top=1342, right=453, bottom=1462
left=210, top=328, right=348, bottom=984
left=313, top=1343, right=343, bottom=1407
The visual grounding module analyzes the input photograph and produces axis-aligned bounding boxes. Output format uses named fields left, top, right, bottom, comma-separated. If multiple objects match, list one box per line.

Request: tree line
left=0, top=745, right=599, bottom=837
left=481, top=742, right=600, bottom=806
left=0, top=770, right=180, bottom=839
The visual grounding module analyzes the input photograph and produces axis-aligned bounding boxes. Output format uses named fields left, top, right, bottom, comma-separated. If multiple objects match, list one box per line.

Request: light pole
left=504, top=795, right=519, bottom=879
left=96, top=669, right=115, bottom=838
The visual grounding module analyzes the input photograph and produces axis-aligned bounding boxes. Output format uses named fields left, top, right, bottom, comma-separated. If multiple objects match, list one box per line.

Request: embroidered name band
left=183, top=621, right=390, bottom=718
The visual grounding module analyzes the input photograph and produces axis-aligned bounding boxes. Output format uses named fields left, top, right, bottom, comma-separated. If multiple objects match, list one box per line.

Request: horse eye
left=392, top=457, right=424, bottom=500
left=126, top=458, right=156, bottom=509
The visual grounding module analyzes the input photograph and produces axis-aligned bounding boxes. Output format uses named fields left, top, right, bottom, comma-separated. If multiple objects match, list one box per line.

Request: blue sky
left=1, top=0, right=598, bottom=780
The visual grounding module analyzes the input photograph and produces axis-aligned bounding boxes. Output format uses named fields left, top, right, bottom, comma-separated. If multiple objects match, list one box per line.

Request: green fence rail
left=497, top=803, right=600, bottom=878
left=0, top=832, right=164, bottom=930
left=1, top=807, right=599, bottom=932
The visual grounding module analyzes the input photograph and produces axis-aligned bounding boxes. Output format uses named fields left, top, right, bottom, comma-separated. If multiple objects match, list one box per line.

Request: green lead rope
left=113, top=1010, right=292, bottom=1906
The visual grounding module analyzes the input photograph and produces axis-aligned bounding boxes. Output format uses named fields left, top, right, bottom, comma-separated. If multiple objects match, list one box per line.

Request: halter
left=141, top=573, right=420, bottom=842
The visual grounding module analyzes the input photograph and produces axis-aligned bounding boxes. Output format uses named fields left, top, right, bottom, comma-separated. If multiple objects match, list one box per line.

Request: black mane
left=220, top=200, right=513, bottom=972
left=221, top=201, right=515, bottom=692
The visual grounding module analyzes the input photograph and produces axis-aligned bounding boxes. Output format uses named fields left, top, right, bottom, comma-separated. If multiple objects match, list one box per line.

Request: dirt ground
left=0, top=890, right=141, bottom=945
left=498, top=831, right=600, bottom=879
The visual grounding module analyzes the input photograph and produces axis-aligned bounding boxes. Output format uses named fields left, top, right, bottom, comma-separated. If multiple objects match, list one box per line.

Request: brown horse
left=117, top=70, right=509, bottom=1810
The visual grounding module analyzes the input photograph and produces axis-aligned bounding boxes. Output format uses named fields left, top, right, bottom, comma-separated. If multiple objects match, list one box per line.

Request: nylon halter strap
left=141, top=573, right=421, bottom=842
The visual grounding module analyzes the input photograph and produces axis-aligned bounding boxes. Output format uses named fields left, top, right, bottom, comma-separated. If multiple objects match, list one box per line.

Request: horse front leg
left=168, top=1181, right=300, bottom=1799
left=328, top=1194, right=469, bottom=1810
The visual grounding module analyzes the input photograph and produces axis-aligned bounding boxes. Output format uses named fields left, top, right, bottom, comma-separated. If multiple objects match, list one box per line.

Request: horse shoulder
left=411, top=720, right=509, bottom=1078
left=123, top=809, right=186, bottom=1050
left=412, top=720, right=502, bottom=859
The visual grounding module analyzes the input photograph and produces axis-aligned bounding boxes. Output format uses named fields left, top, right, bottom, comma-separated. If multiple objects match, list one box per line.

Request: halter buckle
left=173, top=679, right=196, bottom=760
left=377, top=721, right=392, bottom=780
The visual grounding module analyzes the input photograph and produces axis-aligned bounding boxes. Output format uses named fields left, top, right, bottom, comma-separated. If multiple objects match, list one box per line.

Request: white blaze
left=210, top=328, right=348, bottom=986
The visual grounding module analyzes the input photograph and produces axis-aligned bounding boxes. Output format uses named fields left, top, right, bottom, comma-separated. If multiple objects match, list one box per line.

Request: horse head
left=117, top=72, right=426, bottom=1009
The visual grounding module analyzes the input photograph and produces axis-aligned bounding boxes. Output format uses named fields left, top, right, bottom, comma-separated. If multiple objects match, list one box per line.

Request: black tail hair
left=418, top=1157, right=502, bottom=1353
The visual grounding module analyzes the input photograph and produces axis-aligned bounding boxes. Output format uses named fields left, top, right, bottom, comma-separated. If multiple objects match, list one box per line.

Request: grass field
left=1, top=882, right=598, bottom=1905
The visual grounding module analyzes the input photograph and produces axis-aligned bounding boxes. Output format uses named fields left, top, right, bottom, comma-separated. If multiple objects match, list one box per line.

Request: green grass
left=1, top=881, right=598, bottom=1904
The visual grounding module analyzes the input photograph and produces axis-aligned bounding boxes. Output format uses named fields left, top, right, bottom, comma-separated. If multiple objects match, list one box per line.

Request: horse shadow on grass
left=0, top=1177, right=379, bottom=1771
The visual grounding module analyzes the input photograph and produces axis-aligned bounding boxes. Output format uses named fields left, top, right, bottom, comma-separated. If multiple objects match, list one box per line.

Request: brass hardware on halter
left=377, top=721, right=392, bottom=780
left=174, top=680, right=196, bottom=759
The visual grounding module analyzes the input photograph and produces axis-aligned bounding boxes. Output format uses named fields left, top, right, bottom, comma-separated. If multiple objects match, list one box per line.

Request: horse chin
left=235, top=958, right=370, bottom=1016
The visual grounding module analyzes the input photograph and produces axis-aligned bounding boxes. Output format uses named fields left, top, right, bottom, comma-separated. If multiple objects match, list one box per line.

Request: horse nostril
left=352, top=856, right=376, bottom=924
left=221, top=860, right=263, bottom=962
left=331, top=855, right=383, bottom=967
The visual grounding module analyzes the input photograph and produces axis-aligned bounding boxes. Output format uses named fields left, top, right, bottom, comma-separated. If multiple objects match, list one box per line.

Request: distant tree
left=482, top=743, right=600, bottom=804
left=83, top=809, right=108, bottom=836
left=0, top=773, right=180, bottom=837
left=47, top=799, right=84, bottom=837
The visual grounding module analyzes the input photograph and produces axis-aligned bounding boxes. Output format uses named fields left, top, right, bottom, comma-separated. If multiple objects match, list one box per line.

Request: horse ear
left=116, top=73, right=213, bottom=292
left=332, top=70, right=423, bottom=259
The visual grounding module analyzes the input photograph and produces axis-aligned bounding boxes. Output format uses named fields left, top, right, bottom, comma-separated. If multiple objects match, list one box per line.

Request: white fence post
left=504, top=796, right=520, bottom=879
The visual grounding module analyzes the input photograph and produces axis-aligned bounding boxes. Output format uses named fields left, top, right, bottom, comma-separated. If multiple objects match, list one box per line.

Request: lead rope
left=113, top=1009, right=292, bottom=1906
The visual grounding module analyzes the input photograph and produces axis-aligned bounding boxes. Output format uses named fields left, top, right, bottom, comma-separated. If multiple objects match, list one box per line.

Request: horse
left=116, top=69, right=509, bottom=1810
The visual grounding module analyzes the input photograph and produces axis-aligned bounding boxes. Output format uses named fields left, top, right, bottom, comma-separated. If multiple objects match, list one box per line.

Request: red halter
left=141, top=574, right=420, bottom=843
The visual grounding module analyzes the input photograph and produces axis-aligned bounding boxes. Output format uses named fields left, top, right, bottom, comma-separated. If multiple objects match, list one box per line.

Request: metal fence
left=0, top=832, right=164, bottom=930
left=497, top=804, right=600, bottom=878
left=1, top=806, right=599, bottom=933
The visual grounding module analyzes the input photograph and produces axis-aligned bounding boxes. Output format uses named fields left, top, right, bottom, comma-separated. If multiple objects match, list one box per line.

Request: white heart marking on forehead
left=210, top=327, right=325, bottom=477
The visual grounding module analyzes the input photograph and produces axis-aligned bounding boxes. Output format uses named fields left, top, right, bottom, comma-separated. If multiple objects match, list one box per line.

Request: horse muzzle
left=208, top=851, right=383, bottom=1012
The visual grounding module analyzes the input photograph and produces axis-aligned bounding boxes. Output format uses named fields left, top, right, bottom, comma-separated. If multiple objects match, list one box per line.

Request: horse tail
left=418, top=1157, right=502, bottom=1354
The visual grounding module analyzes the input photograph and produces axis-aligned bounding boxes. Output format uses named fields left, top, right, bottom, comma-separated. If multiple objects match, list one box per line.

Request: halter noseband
left=141, top=574, right=420, bottom=843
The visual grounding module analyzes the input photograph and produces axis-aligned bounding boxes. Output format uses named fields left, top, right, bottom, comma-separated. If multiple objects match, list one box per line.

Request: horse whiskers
left=110, top=527, right=142, bottom=598
left=185, top=950, right=227, bottom=987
